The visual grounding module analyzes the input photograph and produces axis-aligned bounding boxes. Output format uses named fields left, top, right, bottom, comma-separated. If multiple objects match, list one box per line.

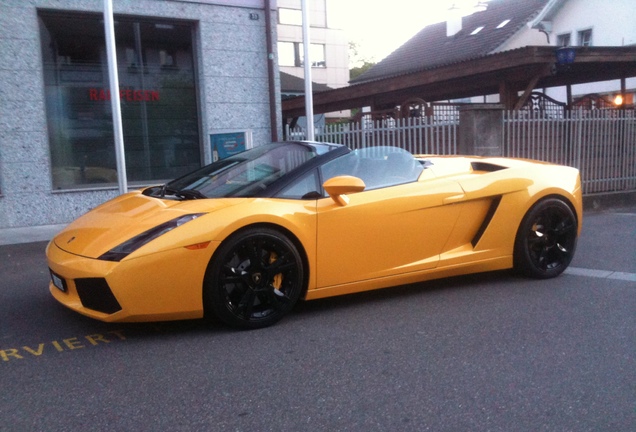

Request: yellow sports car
left=47, top=142, right=582, bottom=329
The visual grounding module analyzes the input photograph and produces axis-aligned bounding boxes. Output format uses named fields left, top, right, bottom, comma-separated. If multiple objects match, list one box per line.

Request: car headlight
left=98, top=213, right=205, bottom=262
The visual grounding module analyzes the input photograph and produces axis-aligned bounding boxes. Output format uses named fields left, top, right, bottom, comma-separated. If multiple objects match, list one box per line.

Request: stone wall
left=0, top=0, right=278, bottom=229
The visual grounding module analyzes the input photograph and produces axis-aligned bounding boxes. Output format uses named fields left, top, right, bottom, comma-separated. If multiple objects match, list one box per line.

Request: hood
left=54, top=191, right=242, bottom=259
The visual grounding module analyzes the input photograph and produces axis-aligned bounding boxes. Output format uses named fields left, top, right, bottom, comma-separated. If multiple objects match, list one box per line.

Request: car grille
left=75, top=278, right=122, bottom=314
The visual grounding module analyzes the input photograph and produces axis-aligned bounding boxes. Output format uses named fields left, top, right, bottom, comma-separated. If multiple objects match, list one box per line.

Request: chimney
left=446, top=5, right=462, bottom=37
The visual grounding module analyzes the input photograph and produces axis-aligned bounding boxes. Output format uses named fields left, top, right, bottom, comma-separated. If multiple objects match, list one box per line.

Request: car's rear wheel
left=514, top=198, right=577, bottom=279
left=204, top=227, right=304, bottom=329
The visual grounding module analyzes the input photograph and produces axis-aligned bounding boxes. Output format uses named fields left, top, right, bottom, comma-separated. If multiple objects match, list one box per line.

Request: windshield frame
left=143, top=141, right=347, bottom=200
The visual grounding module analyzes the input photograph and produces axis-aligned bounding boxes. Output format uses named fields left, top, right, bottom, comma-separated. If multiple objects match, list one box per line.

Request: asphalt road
left=1, top=207, right=634, bottom=431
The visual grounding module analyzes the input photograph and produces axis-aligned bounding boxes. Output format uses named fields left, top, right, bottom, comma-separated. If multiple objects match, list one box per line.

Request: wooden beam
left=513, top=65, right=552, bottom=110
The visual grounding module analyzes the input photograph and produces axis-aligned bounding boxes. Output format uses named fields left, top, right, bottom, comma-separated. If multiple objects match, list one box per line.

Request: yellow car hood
left=54, top=190, right=241, bottom=259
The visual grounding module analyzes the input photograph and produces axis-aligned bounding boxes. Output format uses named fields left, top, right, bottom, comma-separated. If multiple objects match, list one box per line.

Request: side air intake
left=471, top=196, right=502, bottom=247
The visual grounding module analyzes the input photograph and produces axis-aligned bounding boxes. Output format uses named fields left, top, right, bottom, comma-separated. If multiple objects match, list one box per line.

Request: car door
left=315, top=177, right=466, bottom=289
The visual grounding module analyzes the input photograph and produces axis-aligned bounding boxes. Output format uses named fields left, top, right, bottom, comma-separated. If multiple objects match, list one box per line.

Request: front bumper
left=46, top=240, right=219, bottom=322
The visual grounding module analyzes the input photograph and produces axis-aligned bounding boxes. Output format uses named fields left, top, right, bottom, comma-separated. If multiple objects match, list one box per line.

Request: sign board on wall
left=210, top=130, right=252, bottom=160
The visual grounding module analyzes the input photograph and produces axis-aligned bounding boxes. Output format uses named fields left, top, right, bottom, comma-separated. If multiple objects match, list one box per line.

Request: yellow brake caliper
left=269, top=252, right=283, bottom=291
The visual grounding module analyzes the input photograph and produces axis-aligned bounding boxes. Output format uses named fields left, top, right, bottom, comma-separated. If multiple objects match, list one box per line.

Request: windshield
left=320, top=146, right=424, bottom=190
left=155, top=143, right=319, bottom=199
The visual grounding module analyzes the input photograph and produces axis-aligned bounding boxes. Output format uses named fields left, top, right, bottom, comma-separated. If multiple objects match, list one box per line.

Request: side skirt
left=305, top=256, right=512, bottom=300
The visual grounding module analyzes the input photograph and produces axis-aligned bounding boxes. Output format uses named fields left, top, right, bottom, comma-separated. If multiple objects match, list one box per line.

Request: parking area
left=0, top=206, right=634, bottom=431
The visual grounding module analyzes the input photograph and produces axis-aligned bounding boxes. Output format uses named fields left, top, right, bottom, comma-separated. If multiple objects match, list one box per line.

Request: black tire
left=513, top=198, right=578, bottom=279
left=204, top=227, right=304, bottom=329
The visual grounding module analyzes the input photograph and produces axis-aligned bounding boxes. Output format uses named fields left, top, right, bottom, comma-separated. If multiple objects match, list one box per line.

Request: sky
left=326, top=0, right=490, bottom=65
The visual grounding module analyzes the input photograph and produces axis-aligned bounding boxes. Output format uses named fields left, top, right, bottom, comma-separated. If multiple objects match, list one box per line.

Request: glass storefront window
left=39, top=12, right=201, bottom=190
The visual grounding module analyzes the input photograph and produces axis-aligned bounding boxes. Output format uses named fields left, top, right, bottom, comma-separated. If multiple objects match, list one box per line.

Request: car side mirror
left=323, top=176, right=366, bottom=206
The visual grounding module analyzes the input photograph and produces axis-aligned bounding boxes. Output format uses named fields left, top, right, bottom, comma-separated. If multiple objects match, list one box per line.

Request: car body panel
left=48, top=240, right=213, bottom=322
left=46, top=142, right=582, bottom=324
left=316, top=178, right=465, bottom=287
left=48, top=197, right=320, bottom=322
left=54, top=192, right=244, bottom=259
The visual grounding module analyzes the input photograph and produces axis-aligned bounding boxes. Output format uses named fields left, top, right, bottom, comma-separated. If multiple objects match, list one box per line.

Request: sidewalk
left=0, top=224, right=66, bottom=246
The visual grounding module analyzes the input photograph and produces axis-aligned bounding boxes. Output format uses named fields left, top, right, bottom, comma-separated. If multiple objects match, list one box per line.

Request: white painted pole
left=103, top=0, right=128, bottom=194
left=301, top=0, right=315, bottom=141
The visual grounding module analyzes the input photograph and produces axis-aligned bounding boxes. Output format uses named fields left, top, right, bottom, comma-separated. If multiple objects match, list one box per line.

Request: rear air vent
left=471, top=162, right=507, bottom=172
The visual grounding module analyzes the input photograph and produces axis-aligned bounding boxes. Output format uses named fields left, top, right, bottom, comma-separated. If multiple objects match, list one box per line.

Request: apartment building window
left=277, top=42, right=326, bottom=67
left=279, top=8, right=302, bottom=25
left=278, top=41, right=298, bottom=66
left=556, top=33, right=571, bottom=47
left=39, top=11, right=201, bottom=190
left=578, top=29, right=593, bottom=46
left=304, top=43, right=326, bottom=67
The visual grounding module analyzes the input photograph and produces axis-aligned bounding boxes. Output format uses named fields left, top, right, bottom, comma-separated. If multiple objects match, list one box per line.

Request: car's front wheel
left=204, top=227, right=304, bottom=329
left=514, top=197, right=578, bottom=279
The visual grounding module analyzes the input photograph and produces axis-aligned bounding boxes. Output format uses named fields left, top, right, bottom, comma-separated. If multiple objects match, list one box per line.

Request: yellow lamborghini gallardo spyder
left=47, top=142, right=582, bottom=329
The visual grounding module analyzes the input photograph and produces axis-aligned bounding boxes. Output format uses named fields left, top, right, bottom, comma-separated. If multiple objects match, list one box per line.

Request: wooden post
left=499, top=81, right=516, bottom=110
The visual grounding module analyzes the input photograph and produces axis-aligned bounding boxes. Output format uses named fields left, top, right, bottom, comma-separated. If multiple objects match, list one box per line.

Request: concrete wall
left=458, top=104, right=505, bottom=157
left=0, top=0, right=278, bottom=229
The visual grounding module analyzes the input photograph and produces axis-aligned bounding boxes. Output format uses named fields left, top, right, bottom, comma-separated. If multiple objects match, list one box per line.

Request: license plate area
left=49, top=269, right=68, bottom=292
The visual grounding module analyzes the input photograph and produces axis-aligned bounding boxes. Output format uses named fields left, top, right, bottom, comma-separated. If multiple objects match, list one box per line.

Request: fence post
left=458, top=104, right=505, bottom=156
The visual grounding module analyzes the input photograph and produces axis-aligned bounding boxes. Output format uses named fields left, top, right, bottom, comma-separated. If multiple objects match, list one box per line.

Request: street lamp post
left=301, top=0, right=315, bottom=141
left=103, top=0, right=128, bottom=195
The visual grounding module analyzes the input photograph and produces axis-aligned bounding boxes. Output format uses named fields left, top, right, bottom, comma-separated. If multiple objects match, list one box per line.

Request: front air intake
left=75, top=278, right=122, bottom=314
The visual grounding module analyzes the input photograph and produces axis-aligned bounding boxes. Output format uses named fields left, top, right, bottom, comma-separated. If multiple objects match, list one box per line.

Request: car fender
left=202, top=198, right=319, bottom=291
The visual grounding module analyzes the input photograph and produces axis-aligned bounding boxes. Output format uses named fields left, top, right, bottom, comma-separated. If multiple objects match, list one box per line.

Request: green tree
left=350, top=61, right=375, bottom=81
left=348, top=41, right=376, bottom=81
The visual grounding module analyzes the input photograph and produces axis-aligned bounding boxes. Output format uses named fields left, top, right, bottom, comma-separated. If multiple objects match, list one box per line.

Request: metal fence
left=505, top=109, right=636, bottom=194
left=286, top=116, right=458, bottom=155
left=285, top=109, right=636, bottom=195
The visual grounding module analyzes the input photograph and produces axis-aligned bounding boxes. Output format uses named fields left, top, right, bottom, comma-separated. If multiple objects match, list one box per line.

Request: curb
left=583, top=191, right=636, bottom=212
left=0, top=224, right=66, bottom=246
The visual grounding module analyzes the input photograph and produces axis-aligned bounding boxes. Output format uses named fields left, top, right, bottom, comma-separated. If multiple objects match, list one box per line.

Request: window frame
left=578, top=28, right=593, bottom=47
left=277, top=41, right=326, bottom=68
left=278, top=8, right=303, bottom=26
left=38, top=11, right=202, bottom=191
left=556, top=33, right=571, bottom=47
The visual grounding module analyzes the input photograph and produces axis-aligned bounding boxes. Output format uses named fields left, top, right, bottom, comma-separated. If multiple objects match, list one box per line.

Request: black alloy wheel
left=514, top=198, right=578, bottom=279
left=205, top=227, right=304, bottom=329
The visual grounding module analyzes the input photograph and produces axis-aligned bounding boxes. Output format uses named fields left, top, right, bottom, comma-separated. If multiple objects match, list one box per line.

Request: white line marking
left=565, top=267, right=636, bottom=282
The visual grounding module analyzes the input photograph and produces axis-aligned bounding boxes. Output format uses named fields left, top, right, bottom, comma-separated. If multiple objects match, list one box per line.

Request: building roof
left=530, top=0, right=567, bottom=27
left=280, top=71, right=331, bottom=95
left=282, top=45, right=636, bottom=117
left=351, top=0, right=548, bottom=84
left=282, top=0, right=636, bottom=118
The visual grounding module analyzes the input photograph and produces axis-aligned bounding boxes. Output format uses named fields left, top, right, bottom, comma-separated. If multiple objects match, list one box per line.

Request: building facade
left=0, top=0, right=280, bottom=230
left=484, top=0, right=636, bottom=104
left=276, top=0, right=349, bottom=121
left=351, top=0, right=635, bottom=109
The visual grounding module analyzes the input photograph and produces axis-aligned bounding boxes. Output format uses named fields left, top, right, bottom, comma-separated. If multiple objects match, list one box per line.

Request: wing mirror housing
left=323, top=176, right=366, bottom=206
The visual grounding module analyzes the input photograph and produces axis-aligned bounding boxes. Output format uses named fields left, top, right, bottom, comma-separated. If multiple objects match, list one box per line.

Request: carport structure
left=281, top=45, right=636, bottom=121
